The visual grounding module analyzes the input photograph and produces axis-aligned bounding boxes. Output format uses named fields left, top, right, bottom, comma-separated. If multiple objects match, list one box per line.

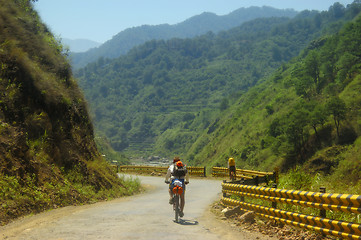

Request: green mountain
left=70, top=6, right=297, bottom=69
left=0, top=0, right=135, bottom=225
left=192, top=1, right=361, bottom=191
left=76, top=2, right=360, bottom=164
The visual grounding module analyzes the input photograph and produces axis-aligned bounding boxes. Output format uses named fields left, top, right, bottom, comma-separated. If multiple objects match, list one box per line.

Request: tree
left=309, top=104, right=327, bottom=139
left=294, top=75, right=314, bottom=99
left=326, top=97, right=347, bottom=138
left=292, top=64, right=313, bottom=99
left=269, top=118, right=282, bottom=137
left=285, top=108, right=309, bottom=159
left=336, top=52, right=358, bottom=82
left=304, top=50, right=321, bottom=93
left=265, top=105, right=274, bottom=115
left=329, top=2, right=345, bottom=19
left=313, top=14, right=322, bottom=28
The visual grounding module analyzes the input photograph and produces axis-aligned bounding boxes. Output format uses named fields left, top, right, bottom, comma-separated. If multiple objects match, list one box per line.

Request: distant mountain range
left=62, top=38, right=101, bottom=53
left=75, top=1, right=361, bottom=179
left=70, top=6, right=298, bottom=69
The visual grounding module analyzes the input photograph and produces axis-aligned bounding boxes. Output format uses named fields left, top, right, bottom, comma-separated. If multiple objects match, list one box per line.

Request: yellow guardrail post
left=319, top=187, right=326, bottom=218
left=222, top=180, right=228, bottom=198
left=274, top=167, right=279, bottom=184
left=272, top=183, right=277, bottom=209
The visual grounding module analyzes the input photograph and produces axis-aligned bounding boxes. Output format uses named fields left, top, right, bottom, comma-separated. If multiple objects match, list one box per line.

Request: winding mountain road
left=0, top=175, right=273, bottom=240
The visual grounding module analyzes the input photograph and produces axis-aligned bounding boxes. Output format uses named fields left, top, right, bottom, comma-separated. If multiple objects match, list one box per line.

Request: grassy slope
left=0, top=0, right=139, bottom=225
left=189, top=13, right=361, bottom=193
left=188, top=74, right=298, bottom=168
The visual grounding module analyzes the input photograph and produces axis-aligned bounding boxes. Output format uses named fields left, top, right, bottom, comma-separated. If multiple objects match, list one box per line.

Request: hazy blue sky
left=34, top=0, right=355, bottom=43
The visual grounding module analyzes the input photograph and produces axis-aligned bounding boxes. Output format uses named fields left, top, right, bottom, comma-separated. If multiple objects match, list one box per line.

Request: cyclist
left=228, top=157, right=236, bottom=180
left=165, top=157, right=189, bottom=217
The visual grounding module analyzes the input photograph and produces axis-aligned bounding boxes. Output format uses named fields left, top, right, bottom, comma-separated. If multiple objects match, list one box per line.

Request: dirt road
left=0, top=175, right=273, bottom=240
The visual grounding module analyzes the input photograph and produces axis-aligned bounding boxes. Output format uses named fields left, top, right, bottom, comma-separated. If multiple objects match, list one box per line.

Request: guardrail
left=221, top=182, right=361, bottom=239
left=117, top=165, right=206, bottom=177
left=212, top=167, right=277, bottom=185
left=118, top=165, right=167, bottom=174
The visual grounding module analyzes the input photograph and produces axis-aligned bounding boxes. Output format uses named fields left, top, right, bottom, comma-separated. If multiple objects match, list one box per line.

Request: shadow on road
left=175, top=219, right=199, bottom=226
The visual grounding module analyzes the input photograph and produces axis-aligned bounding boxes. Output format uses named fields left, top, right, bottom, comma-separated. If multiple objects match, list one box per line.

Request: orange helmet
left=176, top=161, right=183, bottom=167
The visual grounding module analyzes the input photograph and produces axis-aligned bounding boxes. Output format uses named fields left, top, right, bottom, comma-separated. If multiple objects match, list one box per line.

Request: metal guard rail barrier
left=222, top=198, right=361, bottom=240
left=212, top=167, right=277, bottom=185
left=117, top=165, right=206, bottom=177
left=212, top=167, right=274, bottom=177
left=222, top=183, right=361, bottom=239
left=222, top=183, right=361, bottom=212
left=223, top=189, right=361, bottom=215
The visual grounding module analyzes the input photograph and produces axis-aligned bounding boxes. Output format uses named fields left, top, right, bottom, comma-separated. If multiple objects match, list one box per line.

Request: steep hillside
left=0, top=0, right=136, bottom=225
left=76, top=2, right=360, bottom=159
left=189, top=2, right=361, bottom=189
left=70, top=6, right=297, bottom=69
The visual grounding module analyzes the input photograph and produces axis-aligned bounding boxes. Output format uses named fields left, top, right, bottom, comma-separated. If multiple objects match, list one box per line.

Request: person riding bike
left=228, top=157, right=236, bottom=180
left=165, top=157, right=189, bottom=217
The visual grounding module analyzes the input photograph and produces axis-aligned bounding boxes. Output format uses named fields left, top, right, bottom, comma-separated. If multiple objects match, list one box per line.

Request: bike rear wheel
left=173, top=195, right=179, bottom=223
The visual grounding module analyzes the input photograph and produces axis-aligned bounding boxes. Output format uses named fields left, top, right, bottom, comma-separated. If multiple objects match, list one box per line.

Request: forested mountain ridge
left=0, top=0, right=135, bottom=225
left=76, top=2, right=361, bottom=162
left=70, top=6, right=297, bottom=69
left=190, top=1, right=361, bottom=191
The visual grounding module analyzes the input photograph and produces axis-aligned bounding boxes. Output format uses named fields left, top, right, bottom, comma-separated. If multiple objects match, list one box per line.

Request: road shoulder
left=199, top=202, right=277, bottom=240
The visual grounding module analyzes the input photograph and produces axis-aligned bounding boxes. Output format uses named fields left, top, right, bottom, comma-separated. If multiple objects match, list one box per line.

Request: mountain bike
left=172, top=190, right=181, bottom=222
left=167, top=179, right=184, bottom=223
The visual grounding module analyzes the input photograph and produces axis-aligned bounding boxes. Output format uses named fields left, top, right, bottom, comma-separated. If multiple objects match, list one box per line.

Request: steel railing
left=117, top=165, right=206, bottom=177
left=221, top=182, right=361, bottom=239
left=212, top=167, right=277, bottom=185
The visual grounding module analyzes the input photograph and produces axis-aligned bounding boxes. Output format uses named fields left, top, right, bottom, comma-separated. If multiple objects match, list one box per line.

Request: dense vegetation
left=192, top=1, right=361, bottom=192
left=0, top=0, right=138, bottom=225
left=76, top=2, right=360, bottom=165
left=70, top=6, right=297, bottom=69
